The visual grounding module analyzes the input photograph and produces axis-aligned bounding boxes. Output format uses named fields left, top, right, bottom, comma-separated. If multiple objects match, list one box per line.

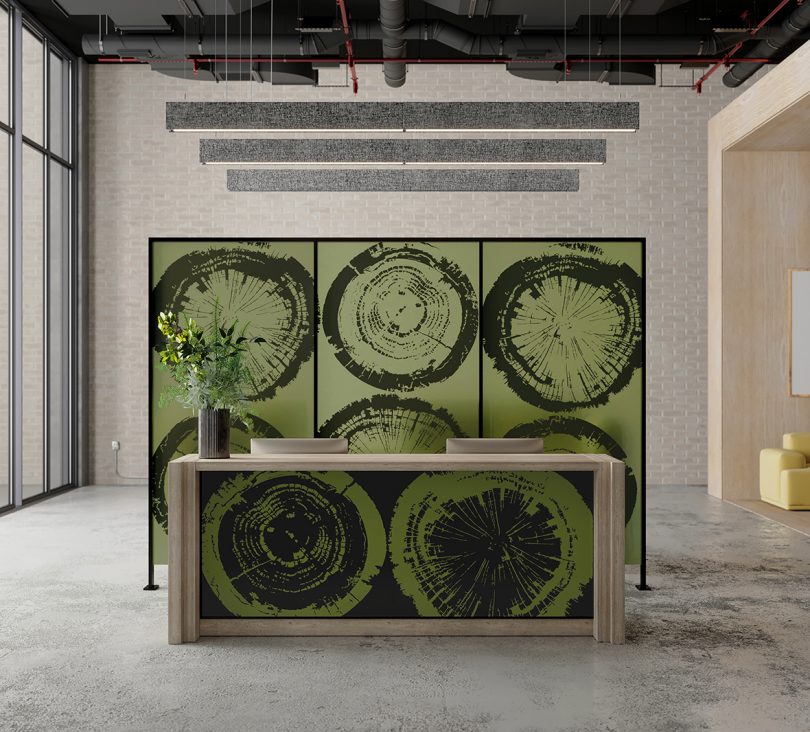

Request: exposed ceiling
left=20, top=0, right=810, bottom=89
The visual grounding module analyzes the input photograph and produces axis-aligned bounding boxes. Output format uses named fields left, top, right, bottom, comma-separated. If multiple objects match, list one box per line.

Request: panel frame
left=149, top=238, right=646, bottom=584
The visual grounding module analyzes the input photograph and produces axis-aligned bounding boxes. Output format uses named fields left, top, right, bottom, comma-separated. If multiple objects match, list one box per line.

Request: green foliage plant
left=156, top=304, right=265, bottom=428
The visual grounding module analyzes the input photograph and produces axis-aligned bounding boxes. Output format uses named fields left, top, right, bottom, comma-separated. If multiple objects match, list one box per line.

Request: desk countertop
left=173, top=452, right=621, bottom=472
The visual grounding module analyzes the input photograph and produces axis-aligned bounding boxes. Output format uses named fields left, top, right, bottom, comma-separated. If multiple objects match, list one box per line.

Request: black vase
left=198, top=408, right=230, bottom=459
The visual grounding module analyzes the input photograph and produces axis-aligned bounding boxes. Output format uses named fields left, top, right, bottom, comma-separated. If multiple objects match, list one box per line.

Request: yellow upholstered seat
left=759, top=433, right=810, bottom=510
left=783, top=433, right=810, bottom=456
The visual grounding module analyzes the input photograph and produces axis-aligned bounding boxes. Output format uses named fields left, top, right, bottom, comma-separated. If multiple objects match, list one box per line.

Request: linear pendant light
left=226, top=169, right=580, bottom=192
left=167, top=101, right=639, bottom=133
left=199, top=138, right=607, bottom=166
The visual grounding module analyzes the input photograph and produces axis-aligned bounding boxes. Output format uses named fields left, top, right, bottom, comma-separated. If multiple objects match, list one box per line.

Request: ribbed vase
left=198, top=408, right=230, bottom=459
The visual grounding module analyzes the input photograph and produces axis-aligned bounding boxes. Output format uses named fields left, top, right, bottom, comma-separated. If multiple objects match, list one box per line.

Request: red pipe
left=335, top=0, right=359, bottom=94
left=97, top=55, right=777, bottom=65
left=692, top=0, right=794, bottom=93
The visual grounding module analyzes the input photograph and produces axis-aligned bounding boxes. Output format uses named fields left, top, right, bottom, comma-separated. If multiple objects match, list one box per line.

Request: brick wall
left=87, top=62, right=749, bottom=486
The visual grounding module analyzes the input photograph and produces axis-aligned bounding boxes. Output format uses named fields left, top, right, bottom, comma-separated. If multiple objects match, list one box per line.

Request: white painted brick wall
left=87, top=62, right=752, bottom=486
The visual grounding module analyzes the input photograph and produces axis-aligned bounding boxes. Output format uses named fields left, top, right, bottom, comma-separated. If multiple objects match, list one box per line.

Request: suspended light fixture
left=226, top=168, right=580, bottom=192
left=199, top=138, right=607, bottom=166
left=167, top=101, right=639, bottom=133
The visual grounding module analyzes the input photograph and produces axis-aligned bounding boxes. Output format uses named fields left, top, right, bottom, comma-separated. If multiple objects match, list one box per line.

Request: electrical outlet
left=111, top=440, right=121, bottom=452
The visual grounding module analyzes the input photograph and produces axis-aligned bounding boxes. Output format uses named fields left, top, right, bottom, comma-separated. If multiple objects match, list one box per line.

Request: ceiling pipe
left=722, top=1, right=810, bottom=87
left=83, top=25, right=733, bottom=61
left=380, top=1, right=408, bottom=87
left=355, top=20, right=732, bottom=57
left=97, top=55, right=776, bottom=65
left=81, top=31, right=341, bottom=57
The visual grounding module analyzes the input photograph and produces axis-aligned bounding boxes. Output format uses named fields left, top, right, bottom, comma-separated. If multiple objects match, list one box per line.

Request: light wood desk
left=168, top=453, right=625, bottom=644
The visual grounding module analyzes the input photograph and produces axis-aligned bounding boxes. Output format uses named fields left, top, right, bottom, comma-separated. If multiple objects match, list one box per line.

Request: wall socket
left=111, top=440, right=121, bottom=452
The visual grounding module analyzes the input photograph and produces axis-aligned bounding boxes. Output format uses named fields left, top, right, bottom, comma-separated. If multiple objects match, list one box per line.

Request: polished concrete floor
left=1, top=484, right=809, bottom=732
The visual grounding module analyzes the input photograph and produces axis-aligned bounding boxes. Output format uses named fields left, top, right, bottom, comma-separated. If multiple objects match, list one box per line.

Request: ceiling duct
left=383, top=21, right=727, bottom=57
left=83, top=32, right=340, bottom=58
left=722, top=2, right=810, bottom=88
left=57, top=0, right=271, bottom=32
left=84, top=17, right=732, bottom=87
left=507, top=58, right=657, bottom=85
left=87, top=27, right=727, bottom=59
left=380, top=1, right=408, bottom=88
left=152, top=61, right=317, bottom=84
left=421, top=0, right=691, bottom=26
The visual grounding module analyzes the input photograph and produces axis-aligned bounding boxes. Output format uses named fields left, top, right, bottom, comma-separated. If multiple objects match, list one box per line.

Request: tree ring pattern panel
left=483, top=248, right=642, bottom=410
left=322, top=242, right=478, bottom=391
left=319, top=395, right=466, bottom=454
left=151, top=414, right=281, bottom=531
left=151, top=240, right=317, bottom=566
left=153, top=244, right=315, bottom=400
left=201, top=471, right=386, bottom=617
left=200, top=470, right=594, bottom=619
left=389, top=471, right=592, bottom=618
left=506, top=415, right=638, bottom=524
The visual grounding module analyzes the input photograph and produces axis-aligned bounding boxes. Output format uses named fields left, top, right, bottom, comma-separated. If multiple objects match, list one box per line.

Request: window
left=21, top=145, right=43, bottom=498
left=0, top=6, right=8, bottom=125
left=1, top=1, right=77, bottom=511
left=21, top=26, right=43, bottom=146
left=0, top=134, right=7, bottom=510
left=48, top=160, right=71, bottom=490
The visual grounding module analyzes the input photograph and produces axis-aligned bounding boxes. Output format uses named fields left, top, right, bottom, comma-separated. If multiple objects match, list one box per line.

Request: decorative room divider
left=149, top=238, right=645, bottom=583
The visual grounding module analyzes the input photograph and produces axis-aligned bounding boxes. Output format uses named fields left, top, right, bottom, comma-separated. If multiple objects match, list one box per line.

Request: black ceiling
left=19, top=1, right=799, bottom=59
left=14, top=0, right=808, bottom=90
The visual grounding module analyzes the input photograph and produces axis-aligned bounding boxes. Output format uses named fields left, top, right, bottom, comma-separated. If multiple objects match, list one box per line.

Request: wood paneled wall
left=708, top=42, right=810, bottom=500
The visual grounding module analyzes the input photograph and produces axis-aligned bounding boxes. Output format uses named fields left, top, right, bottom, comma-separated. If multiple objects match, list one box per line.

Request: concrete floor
left=1, top=485, right=809, bottom=732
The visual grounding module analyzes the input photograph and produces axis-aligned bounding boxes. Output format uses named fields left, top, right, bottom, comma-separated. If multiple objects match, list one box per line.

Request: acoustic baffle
left=200, top=138, right=607, bottom=165
left=167, top=101, right=639, bottom=132
left=226, top=169, right=580, bottom=192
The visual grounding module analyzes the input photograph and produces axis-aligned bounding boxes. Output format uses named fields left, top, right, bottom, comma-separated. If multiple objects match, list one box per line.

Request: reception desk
left=167, top=453, right=625, bottom=644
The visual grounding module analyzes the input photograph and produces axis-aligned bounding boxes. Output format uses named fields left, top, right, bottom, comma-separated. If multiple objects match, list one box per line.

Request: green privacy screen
left=200, top=470, right=594, bottom=619
left=482, top=240, right=644, bottom=560
left=150, top=239, right=644, bottom=565
left=150, top=241, right=317, bottom=564
left=317, top=241, right=479, bottom=451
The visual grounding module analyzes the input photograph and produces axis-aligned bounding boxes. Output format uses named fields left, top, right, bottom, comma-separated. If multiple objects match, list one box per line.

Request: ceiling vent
left=152, top=61, right=318, bottom=85
left=507, top=58, right=657, bottom=85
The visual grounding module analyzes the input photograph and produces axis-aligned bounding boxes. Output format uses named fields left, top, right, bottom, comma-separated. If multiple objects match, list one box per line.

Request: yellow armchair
left=759, top=434, right=810, bottom=510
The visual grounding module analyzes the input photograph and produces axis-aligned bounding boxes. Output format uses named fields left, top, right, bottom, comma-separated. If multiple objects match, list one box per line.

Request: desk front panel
left=199, top=469, right=594, bottom=620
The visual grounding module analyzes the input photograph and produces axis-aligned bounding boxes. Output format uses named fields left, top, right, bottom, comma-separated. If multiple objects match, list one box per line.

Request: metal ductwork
left=722, top=2, right=810, bottom=88
left=152, top=61, right=318, bottom=84
left=82, top=32, right=342, bottom=58
left=352, top=20, right=729, bottom=59
left=422, top=0, right=692, bottom=27
left=85, top=25, right=729, bottom=61
left=507, top=59, right=657, bottom=85
left=380, top=1, right=407, bottom=88
left=57, top=0, right=271, bottom=32
left=84, top=21, right=733, bottom=87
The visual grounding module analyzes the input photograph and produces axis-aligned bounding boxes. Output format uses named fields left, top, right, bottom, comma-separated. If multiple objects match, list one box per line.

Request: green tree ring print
left=506, top=416, right=638, bottom=524
left=483, top=251, right=642, bottom=410
left=319, top=395, right=466, bottom=453
left=323, top=242, right=478, bottom=391
left=151, top=414, right=281, bottom=530
left=389, top=471, right=593, bottom=617
left=201, top=471, right=386, bottom=617
left=152, top=245, right=314, bottom=400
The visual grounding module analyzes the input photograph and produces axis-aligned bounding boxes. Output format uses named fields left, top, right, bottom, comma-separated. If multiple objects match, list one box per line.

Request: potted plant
left=156, top=306, right=264, bottom=459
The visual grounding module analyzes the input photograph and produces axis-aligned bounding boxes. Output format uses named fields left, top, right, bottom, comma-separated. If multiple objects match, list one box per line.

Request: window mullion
left=9, top=3, right=20, bottom=506
left=42, top=34, right=48, bottom=494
